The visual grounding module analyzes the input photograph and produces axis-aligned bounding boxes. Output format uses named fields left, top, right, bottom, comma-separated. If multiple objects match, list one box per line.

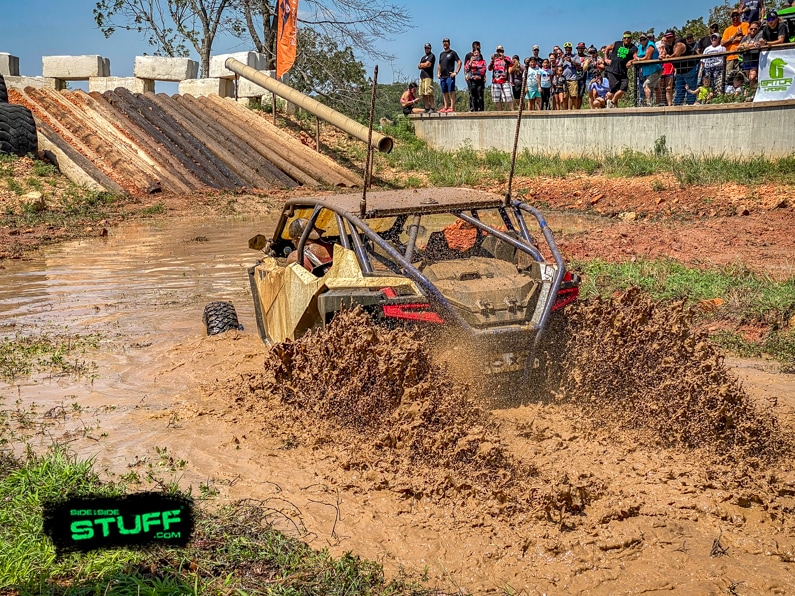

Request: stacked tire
left=0, top=73, right=38, bottom=156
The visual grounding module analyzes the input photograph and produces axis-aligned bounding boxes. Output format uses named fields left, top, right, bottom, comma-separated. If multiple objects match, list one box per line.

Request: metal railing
left=632, top=42, right=795, bottom=107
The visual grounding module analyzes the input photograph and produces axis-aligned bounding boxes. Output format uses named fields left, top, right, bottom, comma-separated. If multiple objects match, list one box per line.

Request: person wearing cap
left=531, top=44, right=541, bottom=61
left=604, top=31, right=638, bottom=108
left=637, top=32, right=662, bottom=107
left=740, top=21, right=764, bottom=88
left=437, top=38, right=461, bottom=113
left=671, top=32, right=701, bottom=105
left=583, top=46, right=603, bottom=90
left=400, top=82, right=423, bottom=115
left=588, top=70, right=611, bottom=109
left=464, top=41, right=482, bottom=112
left=760, top=10, right=788, bottom=46
left=698, top=23, right=721, bottom=53
left=722, top=9, right=750, bottom=72
left=740, top=0, right=764, bottom=24
left=701, top=33, right=726, bottom=96
left=559, top=42, right=580, bottom=109
left=285, top=218, right=334, bottom=271
left=488, top=45, right=513, bottom=110
left=574, top=42, right=588, bottom=108
left=659, top=31, right=676, bottom=106
left=418, top=43, right=436, bottom=112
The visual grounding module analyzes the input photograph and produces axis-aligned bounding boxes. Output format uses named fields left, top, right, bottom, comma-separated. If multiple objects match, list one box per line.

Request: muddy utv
left=248, top=188, right=579, bottom=384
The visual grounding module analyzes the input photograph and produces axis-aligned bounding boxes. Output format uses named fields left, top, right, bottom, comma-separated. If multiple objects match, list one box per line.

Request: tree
left=94, top=0, right=233, bottom=77
left=287, top=29, right=370, bottom=119
left=230, top=0, right=412, bottom=70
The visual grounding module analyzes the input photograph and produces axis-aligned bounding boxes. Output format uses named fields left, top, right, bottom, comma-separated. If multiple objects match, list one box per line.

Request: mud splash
left=555, top=288, right=791, bottom=463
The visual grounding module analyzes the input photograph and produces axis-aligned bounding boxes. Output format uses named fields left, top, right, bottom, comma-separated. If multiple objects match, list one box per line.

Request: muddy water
left=9, top=212, right=795, bottom=593
left=0, top=217, right=271, bottom=465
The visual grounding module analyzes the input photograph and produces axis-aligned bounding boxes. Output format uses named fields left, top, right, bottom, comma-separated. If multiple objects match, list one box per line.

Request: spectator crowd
left=400, top=1, right=794, bottom=114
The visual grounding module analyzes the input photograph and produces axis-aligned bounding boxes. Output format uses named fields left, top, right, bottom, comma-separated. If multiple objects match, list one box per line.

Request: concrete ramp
left=9, top=87, right=361, bottom=195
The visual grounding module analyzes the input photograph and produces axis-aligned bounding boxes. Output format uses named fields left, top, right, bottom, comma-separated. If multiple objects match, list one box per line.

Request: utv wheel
left=203, top=301, right=243, bottom=336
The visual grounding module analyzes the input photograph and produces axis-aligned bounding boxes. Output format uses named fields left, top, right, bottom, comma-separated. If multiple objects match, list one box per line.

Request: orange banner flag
left=276, top=0, right=299, bottom=78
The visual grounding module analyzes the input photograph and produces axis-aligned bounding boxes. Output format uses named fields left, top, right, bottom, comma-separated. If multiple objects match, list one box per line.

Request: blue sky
left=3, top=0, right=726, bottom=83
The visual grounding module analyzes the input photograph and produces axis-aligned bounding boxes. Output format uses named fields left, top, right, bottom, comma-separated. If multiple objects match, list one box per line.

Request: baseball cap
left=532, top=44, right=540, bottom=50
left=731, top=10, right=741, bottom=16
left=576, top=42, right=586, bottom=48
left=623, top=31, right=632, bottom=38
left=424, top=42, right=431, bottom=48
left=711, top=33, right=719, bottom=39
left=664, top=30, right=675, bottom=38
left=640, top=33, right=648, bottom=39
left=767, top=10, right=778, bottom=19
left=496, top=44, right=504, bottom=51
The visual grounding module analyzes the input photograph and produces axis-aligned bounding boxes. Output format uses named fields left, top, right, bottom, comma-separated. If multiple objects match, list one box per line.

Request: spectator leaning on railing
left=760, top=10, right=788, bottom=47
left=701, top=33, right=726, bottom=95
left=722, top=9, right=750, bottom=74
left=637, top=32, right=662, bottom=107
left=740, top=22, right=763, bottom=88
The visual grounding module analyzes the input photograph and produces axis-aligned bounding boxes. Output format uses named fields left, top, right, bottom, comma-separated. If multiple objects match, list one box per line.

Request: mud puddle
left=3, top=211, right=795, bottom=594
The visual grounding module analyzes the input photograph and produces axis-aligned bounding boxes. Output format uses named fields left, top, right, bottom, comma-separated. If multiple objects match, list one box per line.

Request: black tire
left=0, top=103, right=37, bottom=156
left=0, top=74, right=7, bottom=104
left=203, top=301, right=243, bottom=336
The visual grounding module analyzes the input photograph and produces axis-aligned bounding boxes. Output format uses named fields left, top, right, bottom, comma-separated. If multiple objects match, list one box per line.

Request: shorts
left=643, top=70, right=662, bottom=91
left=526, top=88, right=540, bottom=99
left=606, top=72, right=629, bottom=94
left=566, top=80, right=578, bottom=98
left=419, top=78, right=433, bottom=96
left=742, top=59, right=759, bottom=71
left=439, top=76, right=455, bottom=93
left=512, top=84, right=523, bottom=100
left=491, top=82, right=513, bottom=103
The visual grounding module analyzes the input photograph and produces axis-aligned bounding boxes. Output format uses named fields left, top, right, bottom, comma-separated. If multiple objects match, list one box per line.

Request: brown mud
left=187, top=302, right=795, bottom=594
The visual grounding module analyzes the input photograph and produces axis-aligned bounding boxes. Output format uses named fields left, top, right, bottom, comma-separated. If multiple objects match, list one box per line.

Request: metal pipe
left=225, top=58, right=394, bottom=153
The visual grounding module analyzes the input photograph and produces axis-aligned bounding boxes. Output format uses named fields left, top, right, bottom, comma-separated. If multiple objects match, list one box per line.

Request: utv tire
left=203, top=301, right=243, bottom=336
left=0, top=103, right=37, bottom=156
left=0, top=74, right=7, bottom=103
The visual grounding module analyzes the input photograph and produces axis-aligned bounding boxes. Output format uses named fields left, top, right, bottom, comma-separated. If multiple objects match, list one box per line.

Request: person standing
left=760, top=10, right=788, bottom=47
left=510, top=55, right=525, bottom=110
left=672, top=33, right=700, bottom=105
left=418, top=43, right=436, bottom=112
left=560, top=42, right=579, bottom=109
left=637, top=32, right=661, bottom=107
left=701, top=33, right=726, bottom=96
left=437, top=38, right=461, bottom=113
left=722, top=10, right=750, bottom=75
left=741, top=0, right=764, bottom=24
left=698, top=23, right=721, bottom=53
left=464, top=49, right=487, bottom=112
left=539, top=58, right=553, bottom=110
left=524, top=56, right=542, bottom=110
left=488, top=45, right=513, bottom=111
left=464, top=41, right=482, bottom=112
left=604, top=31, right=638, bottom=108
left=573, top=42, right=588, bottom=109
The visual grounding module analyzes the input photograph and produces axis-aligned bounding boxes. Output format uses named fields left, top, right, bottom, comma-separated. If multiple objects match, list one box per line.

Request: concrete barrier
left=237, top=71, right=275, bottom=98
left=42, top=55, right=110, bottom=79
left=410, top=100, right=795, bottom=158
left=134, top=56, right=198, bottom=81
left=5, top=75, right=63, bottom=91
left=209, top=52, right=266, bottom=79
left=178, top=78, right=234, bottom=97
left=0, top=53, right=19, bottom=76
left=88, top=76, right=155, bottom=94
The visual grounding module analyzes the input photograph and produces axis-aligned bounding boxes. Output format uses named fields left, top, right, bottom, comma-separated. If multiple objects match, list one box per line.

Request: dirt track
left=2, top=167, right=795, bottom=592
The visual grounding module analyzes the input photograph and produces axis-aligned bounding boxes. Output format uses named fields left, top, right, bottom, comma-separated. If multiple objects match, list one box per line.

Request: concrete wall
left=410, top=100, right=795, bottom=157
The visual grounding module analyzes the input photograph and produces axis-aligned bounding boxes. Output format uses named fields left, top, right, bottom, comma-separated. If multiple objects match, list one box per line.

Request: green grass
left=0, top=436, right=434, bottom=595
left=377, top=124, right=795, bottom=188
left=572, top=257, right=795, bottom=363
left=0, top=333, right=101, bottom=382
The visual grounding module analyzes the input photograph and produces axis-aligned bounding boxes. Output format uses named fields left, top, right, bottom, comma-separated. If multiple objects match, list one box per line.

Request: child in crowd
left=726, top=73, right=747, bottom=97
left=552, top=65, right=567, bottom=110
left=539, top=59, right=553, bottom=110
left=685, top=76, right=713, bottom=105
left=524, top=57, right=542, bottom=110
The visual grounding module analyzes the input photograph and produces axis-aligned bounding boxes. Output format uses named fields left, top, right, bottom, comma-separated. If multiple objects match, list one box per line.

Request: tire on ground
left=0, top=103, right=37, bottom=156
left=203, top=301, right=243, bottom=336
left=0, top=74, right=7, bottom=104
